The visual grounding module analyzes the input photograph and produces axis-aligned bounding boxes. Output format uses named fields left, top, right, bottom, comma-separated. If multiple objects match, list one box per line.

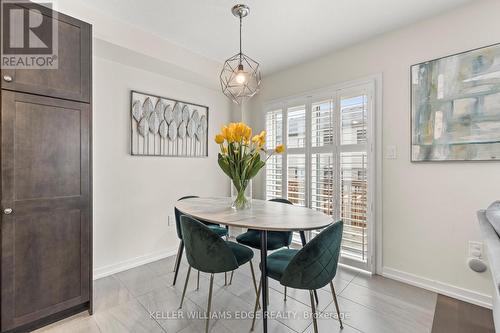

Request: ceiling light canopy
left=220, top=4, right=261, bottom=105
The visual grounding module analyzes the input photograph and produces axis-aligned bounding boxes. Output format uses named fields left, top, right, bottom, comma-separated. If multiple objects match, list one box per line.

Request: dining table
left=175, top=197, right=334, bottom=333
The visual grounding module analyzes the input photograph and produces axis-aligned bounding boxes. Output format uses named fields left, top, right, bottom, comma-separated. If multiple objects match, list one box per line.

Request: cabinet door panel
left=1, top=2, right=91, bottom=102
left=1, top=91, right=90, bottom=331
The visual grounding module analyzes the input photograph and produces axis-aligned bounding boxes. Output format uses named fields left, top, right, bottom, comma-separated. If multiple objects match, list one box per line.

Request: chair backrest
left=280, top=220, right=343, bottom=290
left=174, top=195, right=199, bottom=240
left=269, top=198, right=294, bottom=246
left=180, top=215, right=238, bottom=273
left=269, top=198, right=293, bottom=205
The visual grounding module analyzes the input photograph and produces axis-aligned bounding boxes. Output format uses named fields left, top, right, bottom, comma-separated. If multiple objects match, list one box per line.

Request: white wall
left=248, top=0, right=499, bottom=306
left=56, top=0, right=221, bottom=90
left=92, top=50, right=231, bottom=278
left=51, top=0, right=232, bottom=278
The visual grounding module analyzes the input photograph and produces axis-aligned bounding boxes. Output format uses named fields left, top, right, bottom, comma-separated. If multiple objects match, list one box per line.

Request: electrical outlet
left=468, top=241, right=483, bottom=258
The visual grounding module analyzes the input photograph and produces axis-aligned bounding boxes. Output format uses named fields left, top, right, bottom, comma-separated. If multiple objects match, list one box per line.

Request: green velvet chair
left=172, top=196, right=229, bottom=286
left=179, top=215, right=259, bottom=333
left=251, top=220, right=344, bottom=333
left=236, top=198, right=294, bottom=251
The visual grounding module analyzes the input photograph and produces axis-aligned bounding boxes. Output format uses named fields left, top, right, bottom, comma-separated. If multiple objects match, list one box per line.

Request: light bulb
left=234, top=64, right=248, bottom=85
left=235, top=71, right=247, bottom=84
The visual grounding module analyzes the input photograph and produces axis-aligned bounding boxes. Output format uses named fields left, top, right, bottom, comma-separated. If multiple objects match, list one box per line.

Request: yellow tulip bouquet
left=215, top=122, right=284, bottom=210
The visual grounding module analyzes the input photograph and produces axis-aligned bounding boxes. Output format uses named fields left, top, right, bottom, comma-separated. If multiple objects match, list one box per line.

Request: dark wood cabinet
left=1, top=2, right=91, bottom=103
left=1, top=92, right=91, bottom=331
left=0, top=2, right=92, bottom=332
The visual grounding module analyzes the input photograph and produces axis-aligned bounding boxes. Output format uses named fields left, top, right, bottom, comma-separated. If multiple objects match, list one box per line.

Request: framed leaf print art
left=411, top=43, right=500, bottom=161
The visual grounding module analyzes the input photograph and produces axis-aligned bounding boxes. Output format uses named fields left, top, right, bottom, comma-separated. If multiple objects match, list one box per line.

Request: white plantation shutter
left=264, top=81, right=374, bottom=270
left=287, top=105, right=306, bottom=149
left=266, top=155, right=282, bottom=199
left=287, top=154, right=306, bottom=206
left=312, top=100, right=334, bottom=147
left=265, top=109, right=282, bottom=150
left=265, top=110, right=283, bottom=200
left=340, top=151, right=368, bottom=261
left=311, top=153, right=334, bottom=215
left=339, top=94, right=369, bottom=262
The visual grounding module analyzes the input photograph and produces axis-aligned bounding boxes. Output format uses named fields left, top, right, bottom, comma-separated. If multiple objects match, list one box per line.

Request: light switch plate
left=385, top=145, right=398, bottom=159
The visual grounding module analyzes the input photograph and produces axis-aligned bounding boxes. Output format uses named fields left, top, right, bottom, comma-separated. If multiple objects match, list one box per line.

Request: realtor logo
left=1, top=0, right=58, bottom=69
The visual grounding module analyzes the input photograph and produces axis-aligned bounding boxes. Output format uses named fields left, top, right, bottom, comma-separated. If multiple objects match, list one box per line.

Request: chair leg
left=172, top=241, right=184, bottom=285
left=251, top=279, right=262, bottom=331
left=249, top=261, right=260, bottom=309
left=196, top=270, right=200, bottom=291
left=309, top=290, right=319, bottom=333
left=173, top=241, right=181, bottom=272
left=284, top=286, right=287, bottom=302
left=224, top=272, right=227, bottom=285
left=329, top=282, right=344, bottom=329
left=229, top=271, right=234, bottom=285
left=205, top=274, right=215, bottom=333
left=179, top=266, right=191, bottom=309
left=249, top=262, right=258, bottom=297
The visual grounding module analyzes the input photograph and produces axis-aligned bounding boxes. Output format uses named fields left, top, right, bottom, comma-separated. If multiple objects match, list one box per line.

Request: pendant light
left=220, top=4, right=261, bottom=105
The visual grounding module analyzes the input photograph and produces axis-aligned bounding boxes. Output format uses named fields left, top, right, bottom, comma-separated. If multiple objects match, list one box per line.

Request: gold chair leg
left=206, top=274, right=214, bottom=333
left=173, top=244, right=180, bottom=272
left=251, top=279, right=262, bottom=331
left=330, top=281, right=344, bottom=329
left=309, top=290, right=318, bottom=333
left=196, top=270, right=200, bottom=291
left=249, top=261, right=260, bottom=308
left=179, top=266, right=191, bottom=309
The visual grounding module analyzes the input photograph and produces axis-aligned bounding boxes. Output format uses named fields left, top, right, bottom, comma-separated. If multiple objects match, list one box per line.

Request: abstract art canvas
left=131, top=91, right=208, bottom=157
left=411, top=43, right=500, bottom=161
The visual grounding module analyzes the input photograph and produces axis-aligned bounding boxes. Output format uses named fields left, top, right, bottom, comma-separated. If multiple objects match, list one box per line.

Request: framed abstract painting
left=411, top=43, right=500, bottom=161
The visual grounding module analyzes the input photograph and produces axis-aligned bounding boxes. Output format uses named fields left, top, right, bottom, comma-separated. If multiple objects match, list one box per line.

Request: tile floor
left=34, top=251, right=438, bottom=333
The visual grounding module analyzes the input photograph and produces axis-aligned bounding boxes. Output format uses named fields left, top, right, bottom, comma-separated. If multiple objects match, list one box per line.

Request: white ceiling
left=82, top=0, right=474, bottom=75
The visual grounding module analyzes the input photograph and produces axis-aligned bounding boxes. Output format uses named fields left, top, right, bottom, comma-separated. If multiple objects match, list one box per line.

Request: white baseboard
left=382, top=267, right=492, bottom=309
left=93, top=248, right=178, bottom=280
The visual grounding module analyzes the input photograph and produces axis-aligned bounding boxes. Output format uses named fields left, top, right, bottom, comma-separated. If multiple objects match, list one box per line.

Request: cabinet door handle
left=3, top=208, right=13, bottom=215
left=3, top=75, right=13, bottom=82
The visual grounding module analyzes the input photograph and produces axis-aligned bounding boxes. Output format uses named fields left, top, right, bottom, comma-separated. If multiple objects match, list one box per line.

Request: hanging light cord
left=239, top=14, right=243, bottom=64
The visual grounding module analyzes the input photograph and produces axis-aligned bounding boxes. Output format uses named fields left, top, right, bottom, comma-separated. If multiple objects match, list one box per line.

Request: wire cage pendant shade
left=220, top=4, right=261, bottom=105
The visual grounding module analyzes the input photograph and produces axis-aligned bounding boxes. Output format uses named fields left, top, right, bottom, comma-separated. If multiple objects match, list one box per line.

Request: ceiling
left=82, top=0, right=474, bottom=75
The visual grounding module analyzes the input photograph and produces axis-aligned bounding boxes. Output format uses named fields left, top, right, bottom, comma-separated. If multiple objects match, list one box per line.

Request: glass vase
left=231, top=180, right=252, bottom=210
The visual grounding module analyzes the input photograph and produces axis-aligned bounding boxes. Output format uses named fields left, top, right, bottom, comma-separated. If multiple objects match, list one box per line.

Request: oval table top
left=175, top=197, right=333, bottom=231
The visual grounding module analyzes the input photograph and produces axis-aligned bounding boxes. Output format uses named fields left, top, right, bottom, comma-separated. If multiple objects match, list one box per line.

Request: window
left=265, top=110, right=283, bottom=200
left=287, top=105, right=306, bottom=149
left=265, top=109, right=282, bottom=150
left=311, top=153, right=334, bottom=215
left=266, top=155, right=282, bottom=199
left=264, top=81, right=375, bottom=271
left=312, top=100, right=334, bottom=147
left=287, top=155, right=306, bottom=206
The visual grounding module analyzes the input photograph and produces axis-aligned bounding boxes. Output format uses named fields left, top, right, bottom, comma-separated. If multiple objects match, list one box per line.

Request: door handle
left=3, top=75, right=13, bottom=82
left=3, top=208, right=13, bottom=215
